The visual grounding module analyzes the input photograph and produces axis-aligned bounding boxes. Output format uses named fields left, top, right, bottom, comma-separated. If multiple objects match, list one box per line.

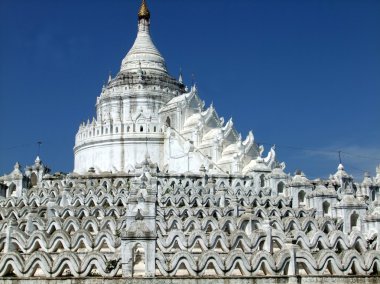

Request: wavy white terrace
left=0, top=0, right=380, bottom=280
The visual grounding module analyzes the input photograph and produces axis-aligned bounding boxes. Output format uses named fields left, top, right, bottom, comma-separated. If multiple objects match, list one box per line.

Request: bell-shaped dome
left=120, top=1, right=167, bottom=74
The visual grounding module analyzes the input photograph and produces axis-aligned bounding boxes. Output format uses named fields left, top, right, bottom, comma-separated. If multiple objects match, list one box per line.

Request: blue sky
left=0, top=0, right=379, bottom=180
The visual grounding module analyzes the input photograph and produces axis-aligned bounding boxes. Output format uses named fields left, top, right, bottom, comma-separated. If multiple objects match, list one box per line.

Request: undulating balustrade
left=0, top=176, right=379, bottom=277
left=154, top=177, right=380, bottom=276
left=0, top=178, right=130, bottom=277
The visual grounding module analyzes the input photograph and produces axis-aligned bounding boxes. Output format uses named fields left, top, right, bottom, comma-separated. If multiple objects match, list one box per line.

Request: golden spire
left=138, top=0, right=150, bottom=20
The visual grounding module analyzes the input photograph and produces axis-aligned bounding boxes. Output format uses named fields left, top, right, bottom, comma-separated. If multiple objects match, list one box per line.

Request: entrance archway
left=132, top=243, right=145, bottom=277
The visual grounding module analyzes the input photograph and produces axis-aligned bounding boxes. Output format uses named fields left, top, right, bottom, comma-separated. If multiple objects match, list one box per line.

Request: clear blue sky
left=0, top=0, right=379, bottom=180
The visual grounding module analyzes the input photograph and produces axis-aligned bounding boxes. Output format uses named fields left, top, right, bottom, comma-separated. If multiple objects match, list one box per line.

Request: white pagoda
left=74, top=0, right=269, bottom=176
left=0, top=1, right=379, bottom=282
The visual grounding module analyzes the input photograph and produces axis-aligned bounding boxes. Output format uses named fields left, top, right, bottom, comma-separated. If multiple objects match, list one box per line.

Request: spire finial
left=179, top=67, right=183, bottom=84
left=138, top=0, right=150, bottom=20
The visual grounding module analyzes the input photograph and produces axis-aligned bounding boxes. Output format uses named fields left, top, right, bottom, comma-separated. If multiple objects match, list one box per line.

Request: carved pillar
left=5, top=218, right=18, bottom=253
left=121, top=173, right=157, bottom=278
left=46, top=196, right=56, bottom=218
left=262, top=219, right=273, bottom=254
left=285, top=240, right=298, bottom=276
left=230, top=196, right=239, bottom=217
left=207, top=178, right=216, bottom=195
left=60, top=187, right=71, bottom=207
left=216, top=184, right=227, bottom=208
left=26, top=208, right=37, bottom=235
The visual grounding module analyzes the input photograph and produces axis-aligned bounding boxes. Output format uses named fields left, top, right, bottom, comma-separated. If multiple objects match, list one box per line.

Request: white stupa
left=73, top=0, right=270, bottom=176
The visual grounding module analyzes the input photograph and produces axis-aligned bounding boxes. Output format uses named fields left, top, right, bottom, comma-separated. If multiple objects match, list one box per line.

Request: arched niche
left=165, top=117, right=171, bottom=128
left=132, top=243, right=146, bottom=277
left=322, top=201, right=331, bottom=217
left=7, top=183, right=16, bottom=197
left=298, top=190, right=306, bottom=206
left=277, top=182, right=285, bottom=195
left=350, top=211, right=360, bottom=231
left=259, top=174, right=265, bottom=188
left=30, top=172, right=38, bottom=187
